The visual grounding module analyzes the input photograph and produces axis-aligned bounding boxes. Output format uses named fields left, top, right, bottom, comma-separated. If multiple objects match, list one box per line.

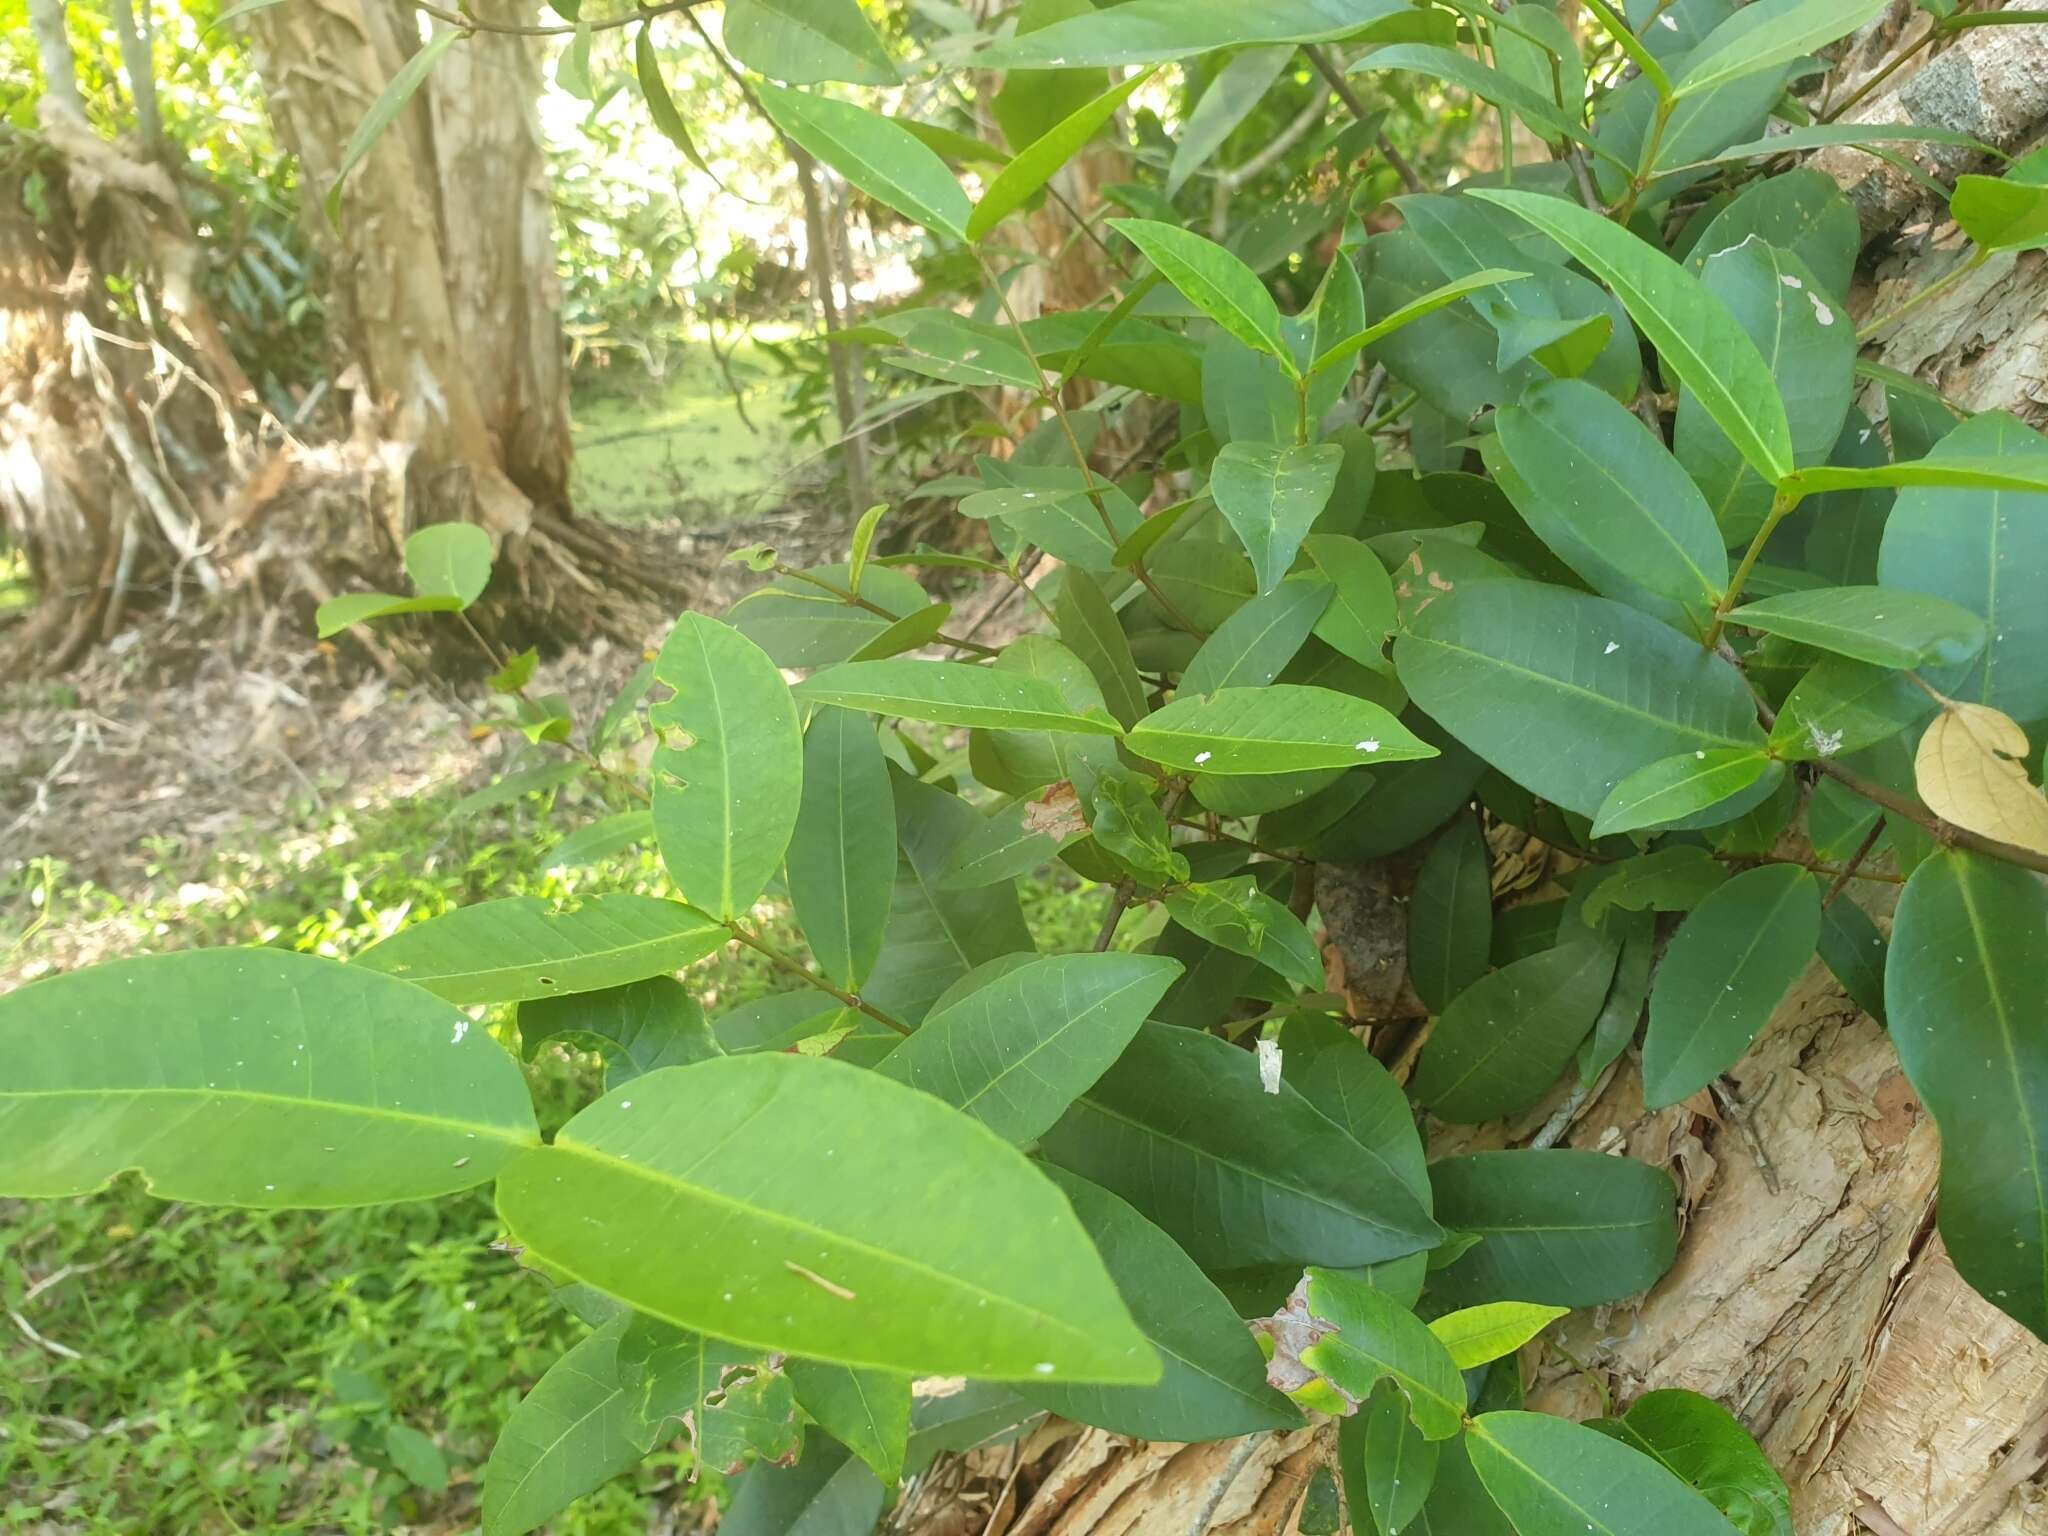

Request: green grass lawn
left=3, top=758, right=1100, bottom=1532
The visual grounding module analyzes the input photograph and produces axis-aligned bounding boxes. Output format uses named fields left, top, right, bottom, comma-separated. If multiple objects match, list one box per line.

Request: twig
left=9, top=1308, right=83, bottom=1361
left=411, top=0, right=708, bottom=37
left=1188, top=1435, right=1263, bottom=1536
left=1823, top=818, right=1886, bottom=910
left=1305, top=46, right=1425, bottom=193
left=727, top=924, right=912, bottom=1036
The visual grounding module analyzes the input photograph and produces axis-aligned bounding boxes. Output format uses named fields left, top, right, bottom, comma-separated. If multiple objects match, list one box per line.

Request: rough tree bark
left=908, top=10, right=2048, bottom=1534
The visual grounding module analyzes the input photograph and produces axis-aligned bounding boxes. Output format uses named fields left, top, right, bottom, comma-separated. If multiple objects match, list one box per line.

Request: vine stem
left=773, top=563, right=999, bottom=657
left=1824, top=817, right=1887, bottom=909
left=726, top=924, right=912, bottom=1036
left=1856, top=246, right=1991, bottom=342
left=1703, top=484, right=1798, bottom=649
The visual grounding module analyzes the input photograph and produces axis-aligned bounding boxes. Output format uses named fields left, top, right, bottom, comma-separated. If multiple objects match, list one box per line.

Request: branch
left=1305, top=45, right=1424, bottom=193
left=412, top=0, right=710, bottom=37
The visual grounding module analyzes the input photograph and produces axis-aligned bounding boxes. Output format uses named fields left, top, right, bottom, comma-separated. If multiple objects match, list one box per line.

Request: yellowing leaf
left=1914, top=703, right=2048, bottom=855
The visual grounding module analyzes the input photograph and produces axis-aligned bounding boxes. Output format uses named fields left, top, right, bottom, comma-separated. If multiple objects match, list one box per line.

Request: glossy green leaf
left=1278, top=1016, right=1432, bottom=1207
left=1352, top=46, right=1601, bottom=154
left=787, top=707, right=895, bottom=991
left=481, top=1318, right=649, bottom=1536
left=650, top=614, right=803, bottom=920
left=1164, top=877, right=1324, bottom=991
left=720, top=1438, right=885, bottom=1536
left=1127, top=684, right=1434, bottom=775
left=1704, top=121, right=1995, bottom=168
left=545, top=810, right=655, bottom=871
left=1592, top=750, right=1778, bottom=838
left=1395, top=582, right=1765, bottom=819
left=357, top=895, right=726, bottom=1005
left=1413, top=937, right=1619, bottom=1123
left=1407, top=812, right=1492, bottom=1015
left=879, top=952, right=1180, bottom=1143
left=1428, top=1302, right=1570, bottom=1369
left=402, top=523, right=492, bottom=602
left=0, top=949, right=538, bottom=1206
left=723, top=0, right=896, bottom=84
left=1682, top=170, right=1859, bottom=300
left=1040, top=1023, right=1443, bottom=1270
left=517, top=977, right=720, bottom=1090
left=1643, top=865, right=1820, bottom=1108
left=796, top=659, right=1121, bottom=734
left=1886, top=851, right=2048, bottom=1337
left=1817, top=894, right=1888, bottom=1022
left=1298, top=1268, right=1466, bottom=1438
left=1347, top=1381, right=1441, bottom=1535
left=1301, top=534, right=1399, bottom=673
left=1493, top=379, right=1726, bottom=636
left=1591, top=1390, right=1793, bottom=1536
left=757, top=83, right=970, bottom=239
left=1468, top=1411, right=1747, bottom=1536
left=1182, top=577, right=1332, bottom=694
left=786, top=1361, right=911, bottom=1487
left=313, top=590, right=466, bottom=637
left=1951, top=144, right=2048, bottom=251
left=1729, top=586, right=1986, bottom=669
left=1468, top=190, right=1793, bottom=482
left=1210, top=443, right=1344, bottom=595
left=1769, top=655, right=1935, bottom=762
left=1579, top=845, right=1728, bottom=925
left=1055, top=568, right=1148, bottom=729
left=498, top=1055, right=1155, bottom=1381
left=1090, top=776, right=1189, bottom=885
left=970, top=69, right=1151, bottom=239
left=978, top=0, right=1411, bottom=68
left=1673, top=0, right=1886, bottom=97
left=1876, top=412, right=2048, bottom=720
left=1428, top=1150, right=1680, bottom=1307
left=1310, top=268, right=1532, bottom=376
left=1109, top=218, right=1293, bottom=367
left=1023, top=1168, right=1303, bottom=1439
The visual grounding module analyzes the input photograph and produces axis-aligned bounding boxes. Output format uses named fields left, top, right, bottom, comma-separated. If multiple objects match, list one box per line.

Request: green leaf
left=1492, top=379, right=1726, bottom=636
left=1468, top=189, right=1793, bottom=482
left=1952, top=148, right=2048, bottom=251
left=1108, top=218, right=1293, bottom=368
left=1769, top=655, right=1935, bottom=762
left=796, top=659, right=1121, bottom=735
left=450, top=761, right=585, bottom=818
left=1817, top=894, right=1888, bottom=1022
left=1182, top=577, right=1333, bottom=694
left=1642, top=865, right=1821, bottom=1108
left=723, top=0, right=896, bottom=84
left=1023, top=1168, right=1303, bottom=1439
left=1682, top=170, right=1859, bottom=300
left=1875, top=413, right=2048, bottom=720
left=1168, top=45, right=1295, bottom=195
left=1126, top=684, right=1435, bottom=774
left=1210, top=442, right=1344, bottom=595
left=1673, top=0, right=1887, bottom=97
left=1592, top=750, right=1778, bottom=838
left=651, top=614, right=804, bottom=921
left=721, top=1438, right=886, bottom=1536
left=1395, top=582, right=1765, bottom=819
left=878, top=952, right=1180, bottom=1143
left=0, top=948, right=538, bottom=1206
left=314, top=591, right=466, bottom=637
left=1301, top=534, right=1398, bottom=673
left=1297, top=1268, right=1467, bottom=1438
left=732, top=565, right=932, bottom=668
left=1407, top=812, right=1492, bottom=1015
left=1591, top=1390, right=1793, bottom=1536
left=403, top=523, right=493, bottom=603
left=977, top=0, right=1413, bottom=67
left=1309, top=269, right=1533, bottom=376
left=1580, top=845, right=1728, bottom=925
left=1040, top=1022, right=1443, bottom=1270
left=482, top=1319, right=649, bottom=1536
left=327, top=27, right=461, bottom=224
left=1164, top=877, right=1325, bottom=991
left=1277, top=1016, right=1432, bottom=1207
left=1413, top=938, right=1619, bottom=1123
left=787, top=707, right=896, bottom=991
left=786, top=1361, right=911, bottom=1487
left=545, top=810, right=655, bottom=871
left=1886, top=851, right=2048, bottom=1337
left=356, top=895, right=726, bottom=1006
left=497, top=1055, right=1155, bottom=1381
left=1428, top=1302, right=1570, bottom=1369
left=1346, top=1382, right=1441, bottom=1536
left=1351, top=46, right=1602, bottom=155
left=1703, top=120, right=1995, bottom=168
left=1729, top=586, right=1986, bottom=669
left=1091, top=776, right=1189, bottom=885
left=756, top=83, right=970, bottom=239
left=518, top=976, right=721, bottom=1090
left=1468, top=1411, right=1748, bottom=1536
left=1428, top=1150, right=1679, bottom=1307
left=1055, top=568, right=1148, bottom=729
left=970, top=69, right=1152, bottom=239
left=635, top=24, right=718, bottom=180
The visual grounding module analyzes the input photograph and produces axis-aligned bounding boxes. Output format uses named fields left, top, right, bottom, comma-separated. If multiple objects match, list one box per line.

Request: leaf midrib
left=6, top=1083, right=536, bottom=1144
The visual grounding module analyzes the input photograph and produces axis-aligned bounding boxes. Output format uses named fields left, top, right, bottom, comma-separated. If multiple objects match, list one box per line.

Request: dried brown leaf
left=1914, top=703, right=2048, bottom=855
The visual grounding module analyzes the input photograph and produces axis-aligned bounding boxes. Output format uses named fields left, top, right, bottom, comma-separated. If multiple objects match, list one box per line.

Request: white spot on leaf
left=1257, top=1039, right=1284, bottom=1094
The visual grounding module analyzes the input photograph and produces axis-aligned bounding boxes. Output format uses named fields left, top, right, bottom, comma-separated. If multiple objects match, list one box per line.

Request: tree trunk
left=912, top=18, right=2048, bottom=1535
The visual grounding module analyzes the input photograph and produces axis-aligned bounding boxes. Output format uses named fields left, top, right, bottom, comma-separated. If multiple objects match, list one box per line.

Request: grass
left=569, top=333, right=803, bottom=526
left=2, top=757, right=1103, bottom=1533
